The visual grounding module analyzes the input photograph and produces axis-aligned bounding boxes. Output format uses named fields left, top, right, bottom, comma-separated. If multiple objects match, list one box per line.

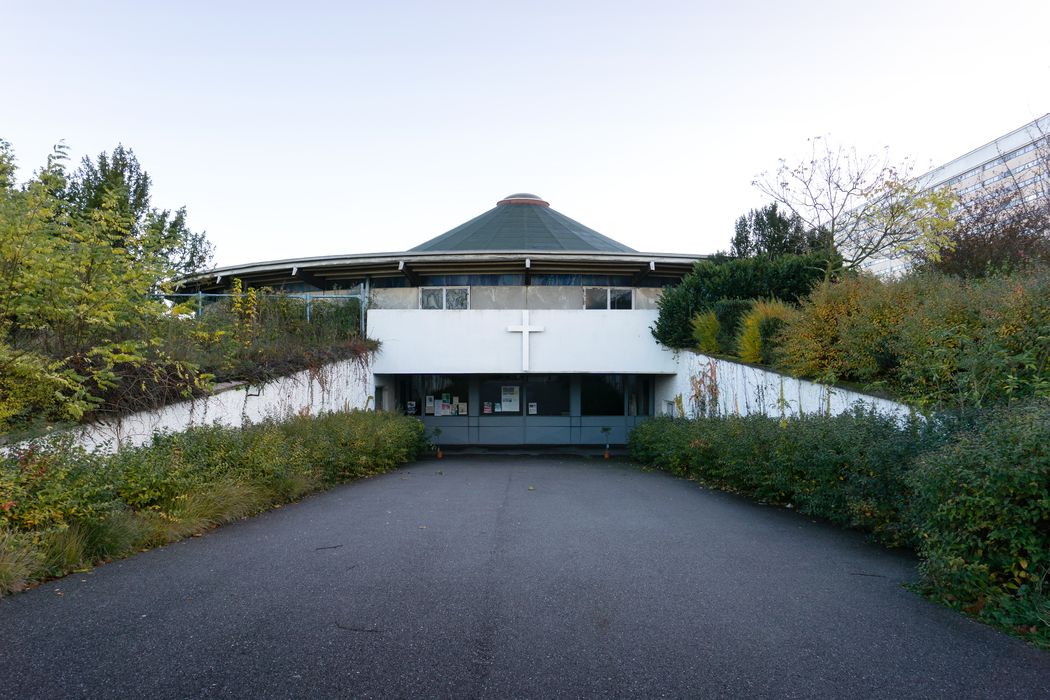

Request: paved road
left=2, top=457, right=1048, bottom=698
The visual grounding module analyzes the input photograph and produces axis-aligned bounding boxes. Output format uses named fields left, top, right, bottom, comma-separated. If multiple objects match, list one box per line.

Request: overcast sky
left=4, top=1, right=1049, bottom=267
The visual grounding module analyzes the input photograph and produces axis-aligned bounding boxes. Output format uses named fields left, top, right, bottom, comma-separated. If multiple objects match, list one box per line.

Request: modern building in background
left=866, top=113, right=1050, bottom=275
left=915, top=113, right=1049, bottom=202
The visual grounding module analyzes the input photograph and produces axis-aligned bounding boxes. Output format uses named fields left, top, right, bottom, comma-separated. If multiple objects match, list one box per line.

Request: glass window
left=399, top=375, right=469, bottom=416
left=584, top=288, right=608, bottom=309
left=609, top=288, right=633, bottom=309
left=421, top=288, right=443, bottom=309
left=626, top=375, right=651, bottom=416
left=532, top=275, right=633, bottom=287
left=581, top=374, right=624, bottom=416
left=420, top=287, right=469, bottom=310
left=524, top=375, right=571, bottom=416
left=445, top=287, right=469, bottom=310
left=480, top=375, right=523, bottom=415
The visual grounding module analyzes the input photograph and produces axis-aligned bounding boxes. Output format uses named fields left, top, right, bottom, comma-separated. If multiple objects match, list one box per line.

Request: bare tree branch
left=753, top=137, right=956, bottom=274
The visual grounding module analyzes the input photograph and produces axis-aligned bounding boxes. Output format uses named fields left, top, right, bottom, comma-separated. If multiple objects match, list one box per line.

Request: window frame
left=582, top=287, right=634, bottom=310
left=419, top=286, right=470, bottom=310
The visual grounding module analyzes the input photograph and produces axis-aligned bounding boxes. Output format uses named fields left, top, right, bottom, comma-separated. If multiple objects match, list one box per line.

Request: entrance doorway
left=389, top=373, right=655, bottom=446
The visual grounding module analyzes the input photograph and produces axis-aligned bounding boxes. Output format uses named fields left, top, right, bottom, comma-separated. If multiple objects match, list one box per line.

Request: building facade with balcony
left=182, top=193, right=704, bottom=445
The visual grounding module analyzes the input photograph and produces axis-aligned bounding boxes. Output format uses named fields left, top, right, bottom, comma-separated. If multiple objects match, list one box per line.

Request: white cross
left=507, top=309, right=544, bottom=372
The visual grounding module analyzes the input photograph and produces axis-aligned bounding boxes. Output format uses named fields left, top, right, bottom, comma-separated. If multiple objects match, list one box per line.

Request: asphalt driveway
left=2, top=456, right=1048, bottom=698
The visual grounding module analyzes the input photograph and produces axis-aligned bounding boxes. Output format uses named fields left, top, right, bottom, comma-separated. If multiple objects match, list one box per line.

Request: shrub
left=711, top=299, right=753, bottom=356
left=652, top=251, right=835, bottom=349
left=758, top=316, right=788, bottom=365
left=835, top=277, right=919, bottom=384
left=908, top=400, right=1050, bottom=643
left=776, top=267, right=1050, bottom=408
left=629, top=402, right=1049, bottom=645
left=0, top=410, right=426, bottom=596
left=691, top=311, right=720, bottom=354
left=629, top=408, right=944, bottom=547
left=0, top=344, right=81, bottom=432
left=738, top=299, right=795, bottom=364
left=896, top=270, right=1050, bottom=408
left=775, top=277, right=864, bottom=382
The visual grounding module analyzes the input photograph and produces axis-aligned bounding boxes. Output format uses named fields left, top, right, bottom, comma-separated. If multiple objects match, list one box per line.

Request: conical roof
left=410, top=193, right=636, bottom=253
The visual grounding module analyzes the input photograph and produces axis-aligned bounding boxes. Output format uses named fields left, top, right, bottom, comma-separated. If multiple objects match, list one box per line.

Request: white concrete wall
left=17, top=337, right=913, bottom=455
left=57, top=359, right=374, bottom=453
left=368, top=309, right=679, bottom=375
left=654, top=352, right=911, bottom=421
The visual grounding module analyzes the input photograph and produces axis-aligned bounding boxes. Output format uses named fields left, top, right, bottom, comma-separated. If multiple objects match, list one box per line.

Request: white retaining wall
left=59, top=359, right=374, bottom=453
left=655, top=352, right=912, bottom=421
left=8, top=351, right=910, bottom=454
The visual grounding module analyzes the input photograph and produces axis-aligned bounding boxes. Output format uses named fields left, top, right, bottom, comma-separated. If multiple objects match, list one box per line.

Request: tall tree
left=753, top=138, right=957, bottom=274
left=0, top=141, right=209, bottom=429
left=0, top=139, right=16, bottom=190
left=67, top=145, right=214, bottom=277
left=730, top=203, right=832, bottom=258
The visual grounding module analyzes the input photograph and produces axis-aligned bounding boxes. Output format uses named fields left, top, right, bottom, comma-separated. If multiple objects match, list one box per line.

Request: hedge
left=629, top=400, right=1050, bottom=647
left=909, top=401, right=1050, bottom=639
left=0, top=410, right=427, bottom=595
left=651, top=251, right=834, bottom=349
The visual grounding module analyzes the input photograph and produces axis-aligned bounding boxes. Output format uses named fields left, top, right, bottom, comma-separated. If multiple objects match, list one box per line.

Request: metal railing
left=164, top=291, right=369, bottom=334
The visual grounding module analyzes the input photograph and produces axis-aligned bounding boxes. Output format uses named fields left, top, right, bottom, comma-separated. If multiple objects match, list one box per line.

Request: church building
left=183, top=194, right=703, bottom=445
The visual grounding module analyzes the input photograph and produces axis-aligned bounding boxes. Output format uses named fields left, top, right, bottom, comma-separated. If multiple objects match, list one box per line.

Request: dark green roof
left=410, top=193, right=636, bottom=253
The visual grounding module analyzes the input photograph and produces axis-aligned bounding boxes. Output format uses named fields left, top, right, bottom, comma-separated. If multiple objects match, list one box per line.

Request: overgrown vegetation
left=166, top=282, right=369, bottom=388
left=651, top=250, right=834, bottom=348
left=0, top=410, right=426, bottom=595
left=775, top=267, right=1050, bottom=408
left=629, top=400, right=1050, bottom=647
left=915, top=140, right=1050, bottom=277
left=643, top=136, right=1050, bottom=647
left=0, top=140, right=367, bottom=436
left=657, top=256, right=1048, bottom=410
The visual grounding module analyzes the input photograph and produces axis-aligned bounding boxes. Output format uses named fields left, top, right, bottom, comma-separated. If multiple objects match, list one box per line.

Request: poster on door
left=500, top=385, right=520, bottom=412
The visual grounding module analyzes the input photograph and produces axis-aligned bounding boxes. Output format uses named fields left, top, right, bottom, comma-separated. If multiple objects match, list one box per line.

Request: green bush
left=908, top=400, right=1050, bottom=644
left=0, top=410, right=426, bottom=596
left=629, top=401, right=1050, bottom=645
left=711, top=299, right=754, bottom=357
left=758, top=316, right=788, bottom=365
left=776, top=267, right=1050, bottom=408
left=630, top=409, right=943, bottom=547
left=738, top=300, right=794, bottom=365
left=0, top=344, right=81, bottom=431
left=691, top=311, right=720, bottom=354
left=774, top=276, right=868, bottom=383
left=652, top=251, right=835, bottom=349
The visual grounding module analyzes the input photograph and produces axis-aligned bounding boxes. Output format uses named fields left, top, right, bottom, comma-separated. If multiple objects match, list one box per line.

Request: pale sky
left=4, top=0, right=1049, bottom=267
